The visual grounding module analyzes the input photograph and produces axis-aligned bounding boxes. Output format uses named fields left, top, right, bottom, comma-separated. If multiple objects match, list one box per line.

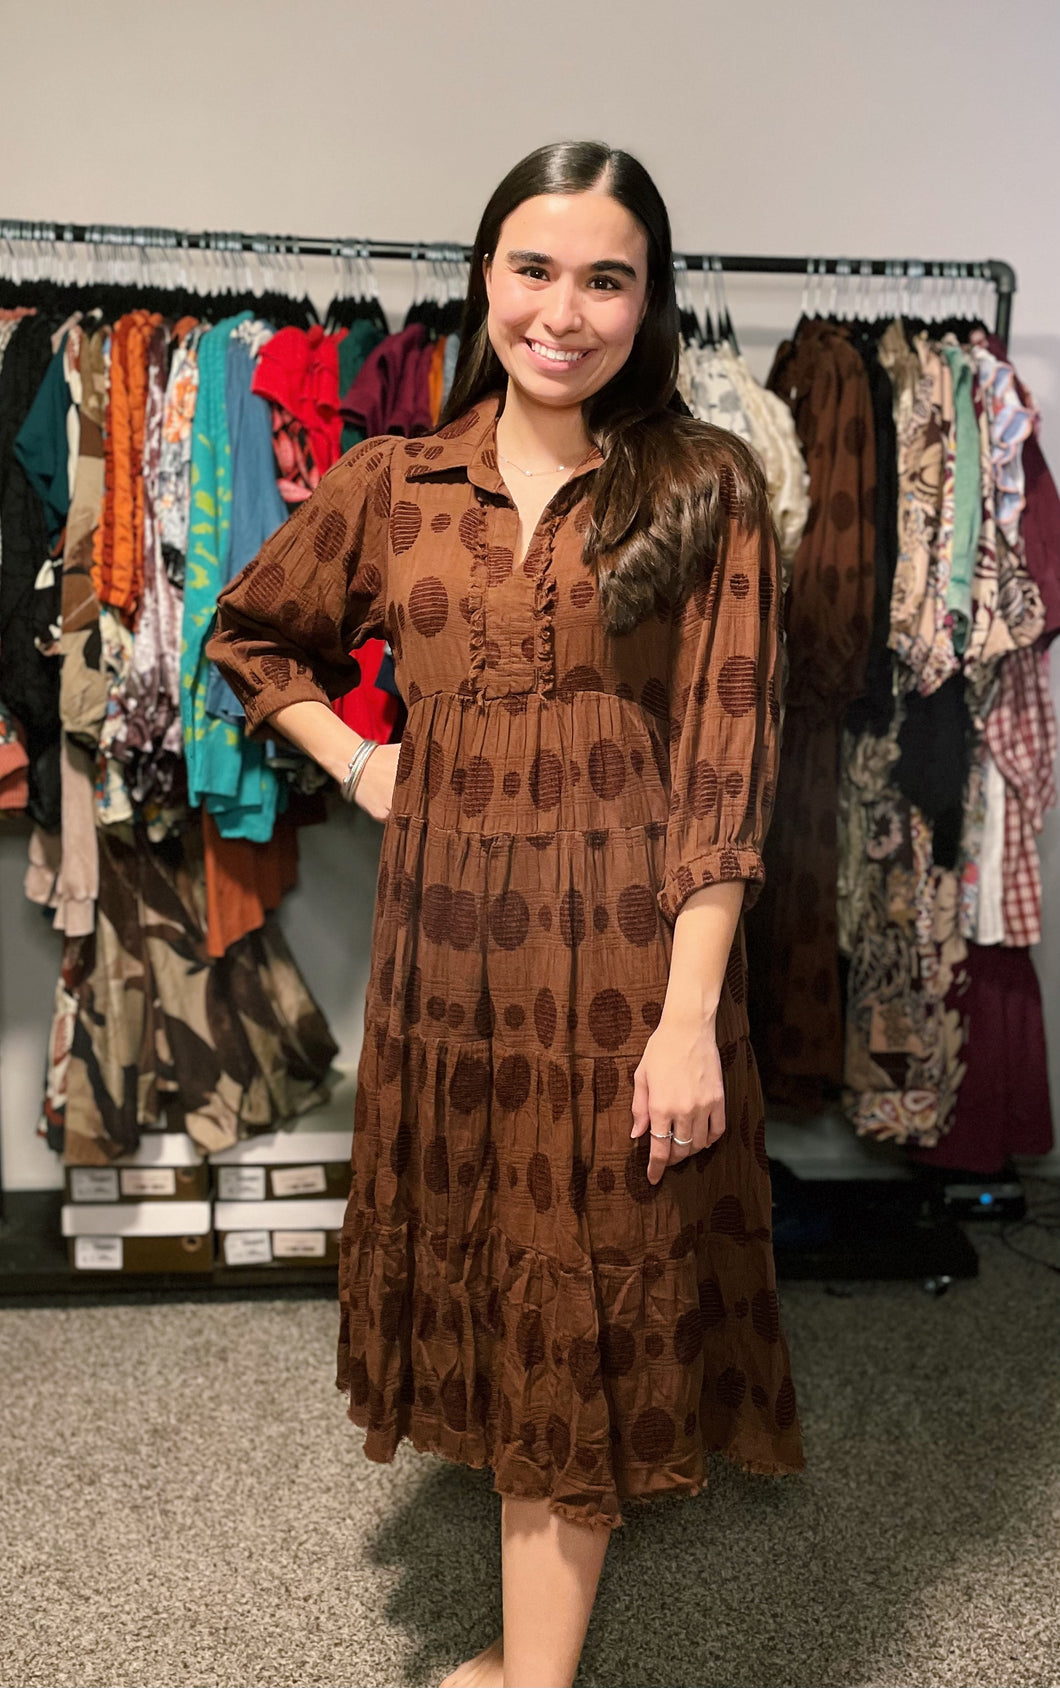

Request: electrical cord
left=996, top=1173, right=1060, bottom=1276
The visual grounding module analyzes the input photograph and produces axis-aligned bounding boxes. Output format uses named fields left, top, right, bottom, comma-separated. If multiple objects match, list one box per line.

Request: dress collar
left=403, top=391, right=604, bottom=494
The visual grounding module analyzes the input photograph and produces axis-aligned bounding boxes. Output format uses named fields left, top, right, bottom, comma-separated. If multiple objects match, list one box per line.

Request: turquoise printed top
left=181, top=313, right=282, bottom=841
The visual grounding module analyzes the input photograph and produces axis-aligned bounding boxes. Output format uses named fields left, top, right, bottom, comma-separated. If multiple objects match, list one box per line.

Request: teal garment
left=942, top=344, right=980, bottom=656
left=181, top=315, right=281, bottom=841
left=338, top=318, right=386, bottom=454
left=13, top=335, right=71, bottom=546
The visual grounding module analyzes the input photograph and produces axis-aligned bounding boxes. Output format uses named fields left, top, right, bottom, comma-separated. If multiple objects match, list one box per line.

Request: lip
left=523, top=338, right=595, bottom=373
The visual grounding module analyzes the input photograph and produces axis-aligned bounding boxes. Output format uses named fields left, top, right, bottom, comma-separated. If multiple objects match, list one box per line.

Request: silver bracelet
left=341, top=739, right=378, bottom=803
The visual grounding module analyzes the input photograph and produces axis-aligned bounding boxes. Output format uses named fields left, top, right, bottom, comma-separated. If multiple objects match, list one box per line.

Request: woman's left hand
left=630, top=1012, right=726, bottom=1185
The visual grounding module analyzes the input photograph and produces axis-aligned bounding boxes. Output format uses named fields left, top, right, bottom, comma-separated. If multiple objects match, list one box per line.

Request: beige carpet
left=1, top=1214, right=1058, bottom=1688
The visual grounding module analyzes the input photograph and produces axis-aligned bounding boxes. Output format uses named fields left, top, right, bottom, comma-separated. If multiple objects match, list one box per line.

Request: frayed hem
left=340, top=1390, right=802, bottom=1533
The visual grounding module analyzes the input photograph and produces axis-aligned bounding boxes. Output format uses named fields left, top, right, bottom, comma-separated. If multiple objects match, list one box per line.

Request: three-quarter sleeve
left=657, top=513, right=783, bottom=924
left=206, top=435, right=397, bottom=736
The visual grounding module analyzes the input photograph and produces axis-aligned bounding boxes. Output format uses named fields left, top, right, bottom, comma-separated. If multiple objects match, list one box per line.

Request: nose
left=541, top=275, right=583, bottom=338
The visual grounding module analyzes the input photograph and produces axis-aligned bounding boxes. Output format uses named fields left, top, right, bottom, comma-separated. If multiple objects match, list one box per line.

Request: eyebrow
left=505, top=249, right=639, bottom=281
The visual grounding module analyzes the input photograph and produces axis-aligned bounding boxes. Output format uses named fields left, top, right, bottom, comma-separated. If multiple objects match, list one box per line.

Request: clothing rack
left=0, top=218, right=1017, bottom=344
left=0, top=215, right=1004, bottom=1298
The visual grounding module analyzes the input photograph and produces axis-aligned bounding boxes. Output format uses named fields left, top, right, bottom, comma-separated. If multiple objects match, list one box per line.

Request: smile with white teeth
left=527, top=340, right=590, bottom=364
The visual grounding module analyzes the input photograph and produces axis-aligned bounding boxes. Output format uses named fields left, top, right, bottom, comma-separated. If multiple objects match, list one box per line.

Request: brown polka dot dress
left=209, top=393, right=805, bottom=1528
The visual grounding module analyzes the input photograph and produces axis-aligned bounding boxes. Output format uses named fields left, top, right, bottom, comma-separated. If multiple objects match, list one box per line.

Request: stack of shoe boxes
left=61, top=1133, right=212, bottom=1273
left=210, top=1128, right=352, bottom=1268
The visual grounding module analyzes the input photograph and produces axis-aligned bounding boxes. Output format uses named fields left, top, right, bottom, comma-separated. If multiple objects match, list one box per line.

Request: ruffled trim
left=336, top=1208, right=805, bottom=1533
left=531, top=513, right=561, bottom=700
left=462, top=494, right=490, bottom=709
left=339, top=1393, right=804, bottom=1533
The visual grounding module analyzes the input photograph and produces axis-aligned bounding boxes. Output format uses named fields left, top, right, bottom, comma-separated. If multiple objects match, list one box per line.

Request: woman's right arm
left=206, top=438, right=399, bottom=821
left=266, top=699, right=399, bottom=823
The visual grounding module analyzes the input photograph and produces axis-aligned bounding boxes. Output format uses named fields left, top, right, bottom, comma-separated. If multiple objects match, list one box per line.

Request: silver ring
left=648, top=1128, right=672, bottom=1140
left=672, top=1134, right=694, bottom=1147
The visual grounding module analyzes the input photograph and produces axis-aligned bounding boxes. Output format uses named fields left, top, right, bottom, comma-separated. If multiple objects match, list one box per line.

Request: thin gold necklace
left=498, top=449, right=569, bottom=478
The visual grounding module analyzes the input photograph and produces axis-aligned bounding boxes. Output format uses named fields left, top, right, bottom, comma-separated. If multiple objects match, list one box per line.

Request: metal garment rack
left=0, top=217, right=999, bottom=1295
left=0, top=218, right=1017, bottom=343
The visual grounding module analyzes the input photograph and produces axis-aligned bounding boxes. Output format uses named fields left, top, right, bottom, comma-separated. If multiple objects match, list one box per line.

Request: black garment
left=894, top=673, right=972, bottom=869
left=846, top=331, right=898, bottom=738
left=0, top=317, right=62, bottom=829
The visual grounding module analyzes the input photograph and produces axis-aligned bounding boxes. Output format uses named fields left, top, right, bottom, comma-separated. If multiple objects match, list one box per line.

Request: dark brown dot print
left=461, top=756, right=494, bottom=815
left=752, top=1288, right=781, bottom=1343
left=567, top=1338, right=603, bottom=1402
left=495, top=1054, right=531, bottom=1111
left=490, top=890, right=530, bottom=950
left=313, top=508, right=347, bottom=564
left=716, top=1368, right=747, bottom=1410
left=617, top=886, right=656, bottom=946
left=589, top=990, right=632, bottom=1049
left=698, top=1279, right=725, bottom=1328
left=689, top=760, right=719, bottom=818
left=588, top=739, right=625, bottom=799
left=408, top=575, right=448, bottom=637
left=231, top=400, right=803, bottom=1524
left=775, top=1377, right=797, bottom=1429
left=673, top=1308, right=703, bottom=1365
left=449, top=1053, right=490, bottom=1113
left=529, top=750, right=564, bottom=809
left=526, top=1152, right=553, bottom=1212
left=631, top=1408, right=675, bottom=1462
left=389, top=501, right=422, bottom=555
left=624, top=1141, right=658, bottom=1205
left=640, top=677, right=669, bottom=718
left=487, top=545, right=514, bottom=585
left=516, top=1309, right=546, bottom=1369
left=717, top=656, right=758, bottom=717
left=547, top=1415, right=571, bottom=1469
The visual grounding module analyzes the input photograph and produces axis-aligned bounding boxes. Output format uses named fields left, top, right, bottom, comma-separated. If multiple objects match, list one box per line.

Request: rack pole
left=0, top=220, right=1017, bottom=342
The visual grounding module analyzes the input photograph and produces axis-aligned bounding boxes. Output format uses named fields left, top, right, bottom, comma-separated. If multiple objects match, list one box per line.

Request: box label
left=217, top=1166, right=267, bottom=1202
left=119, top=1168, right=177, bottom=1198
left=272, top=1230, right=327, bottom=1259
left=223, top=1230, right=272, bottom=1266
left=74, top=1236, right=123, bottom=1271
left=270, top=1164, right=327, bottom=1198
left=69, top=1168, right=120, bottom=1203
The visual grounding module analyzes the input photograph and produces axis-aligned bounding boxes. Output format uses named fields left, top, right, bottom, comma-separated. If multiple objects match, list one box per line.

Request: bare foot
left=439, top=1635, right=504, bottom=1687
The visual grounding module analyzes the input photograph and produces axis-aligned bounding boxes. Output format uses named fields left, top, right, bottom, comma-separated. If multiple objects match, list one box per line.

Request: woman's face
left=484, top=190, right=650, bottom=409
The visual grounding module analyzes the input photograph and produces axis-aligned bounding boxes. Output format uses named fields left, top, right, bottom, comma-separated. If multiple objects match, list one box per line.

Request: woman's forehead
left=499, top=193, right=647, bottom=267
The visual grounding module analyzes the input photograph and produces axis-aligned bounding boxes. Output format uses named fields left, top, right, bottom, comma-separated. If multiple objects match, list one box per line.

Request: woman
left=209, top=141, right=804, bottom=1688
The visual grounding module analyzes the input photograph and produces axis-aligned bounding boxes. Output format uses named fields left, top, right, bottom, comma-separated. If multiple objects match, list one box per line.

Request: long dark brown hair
left=440, top=141, right=770, bottom=633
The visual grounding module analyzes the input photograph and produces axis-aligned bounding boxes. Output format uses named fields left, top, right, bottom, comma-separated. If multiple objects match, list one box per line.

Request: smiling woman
left=208, top=139, right=801, bottom=1688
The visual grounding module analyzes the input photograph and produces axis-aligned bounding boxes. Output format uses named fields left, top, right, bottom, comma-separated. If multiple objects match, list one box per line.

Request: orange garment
left=428, top=335, right=447, bottom=426
left=92, top=310, right=162, bottom=625
left=202, top=807, right=301, bottom=958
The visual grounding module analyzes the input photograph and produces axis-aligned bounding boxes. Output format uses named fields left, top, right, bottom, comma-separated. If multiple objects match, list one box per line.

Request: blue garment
left=204, top=337, right=288, bottom=722
left=181, top=314, right=281, bottom=841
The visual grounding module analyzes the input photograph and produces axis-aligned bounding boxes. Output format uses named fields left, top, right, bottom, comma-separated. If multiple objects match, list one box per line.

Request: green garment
left=338, top=318, right=386, bottom=454
left=942, top=343, right=980, bottom=655
left=181, top=314, right=281, bottom=841
left=13, top=335, right=71, bottom=546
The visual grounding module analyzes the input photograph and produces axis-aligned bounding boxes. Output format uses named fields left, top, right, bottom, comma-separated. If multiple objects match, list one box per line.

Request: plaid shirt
left=984, top=646, right=1058, bottom=946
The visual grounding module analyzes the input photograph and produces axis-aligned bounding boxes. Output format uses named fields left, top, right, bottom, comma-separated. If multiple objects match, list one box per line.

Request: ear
left=482, top=251, right=493, bottom=302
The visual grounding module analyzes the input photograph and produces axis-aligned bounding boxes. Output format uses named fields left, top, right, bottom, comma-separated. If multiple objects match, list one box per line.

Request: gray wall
left=2, top=0, right=1057, bottom=1187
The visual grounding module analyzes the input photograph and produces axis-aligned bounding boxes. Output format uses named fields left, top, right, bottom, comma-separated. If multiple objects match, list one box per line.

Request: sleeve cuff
left=239, top=675, right=337, bottom=740
left=657, top=845, right=766, bottom=925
